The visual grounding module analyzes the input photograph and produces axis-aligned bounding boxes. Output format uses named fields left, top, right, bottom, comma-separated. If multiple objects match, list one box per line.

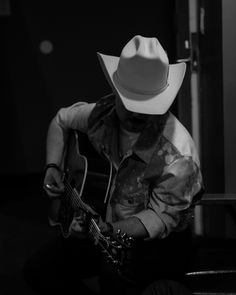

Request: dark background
left=1, top=0, right=177, bottom=176
left=1, top=0, right=236, bottom=293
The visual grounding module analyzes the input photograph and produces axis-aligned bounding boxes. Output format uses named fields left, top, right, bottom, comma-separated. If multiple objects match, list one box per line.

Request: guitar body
left=49, top=130, right=110, bottom=238
left=48, top=130, right=133, bottom=271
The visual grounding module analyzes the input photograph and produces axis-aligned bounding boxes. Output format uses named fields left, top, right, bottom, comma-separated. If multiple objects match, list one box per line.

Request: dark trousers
left=23, top=229, right=193, bottom=295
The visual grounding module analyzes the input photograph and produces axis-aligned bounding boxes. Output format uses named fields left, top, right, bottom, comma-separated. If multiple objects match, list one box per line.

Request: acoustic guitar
left=48, top=130, right=133, bottom=271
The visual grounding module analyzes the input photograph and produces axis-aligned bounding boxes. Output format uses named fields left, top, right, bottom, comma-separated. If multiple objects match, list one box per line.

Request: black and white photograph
left=1, top=0, right=236, bottom=294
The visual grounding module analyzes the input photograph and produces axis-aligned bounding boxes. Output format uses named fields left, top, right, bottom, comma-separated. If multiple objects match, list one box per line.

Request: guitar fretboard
left=64, top=177, right=109, bottom=248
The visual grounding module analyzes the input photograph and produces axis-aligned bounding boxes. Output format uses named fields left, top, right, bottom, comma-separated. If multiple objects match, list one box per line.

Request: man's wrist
left=44, top=163, right=61, bottom=174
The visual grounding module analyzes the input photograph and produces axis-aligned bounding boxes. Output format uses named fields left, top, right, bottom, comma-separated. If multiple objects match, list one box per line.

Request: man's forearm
left=112, top=216, right=149, bottom=239
left=46, top=117, right=68, bottom=166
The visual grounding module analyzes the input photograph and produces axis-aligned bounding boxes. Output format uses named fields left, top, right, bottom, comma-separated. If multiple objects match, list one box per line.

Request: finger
left=73, top=216, right=85, bottom=222
left=71, top=221, right=85, bottom=232
left=45, top=183, right=53, bottom=190
left=43, top=185, right=64, bottom=199
left=43, top=189, right=61, bottom=198
left=44, top=183, right=64, bottom=193
left=44, top=170, right=64, bottom=191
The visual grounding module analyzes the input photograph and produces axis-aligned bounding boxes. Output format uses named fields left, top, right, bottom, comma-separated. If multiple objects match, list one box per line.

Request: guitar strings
left=63, top=177, right=109, bottom=244
left=63, top=176, right=124, bottom=251
left=62, top=177, right=124, bottom=265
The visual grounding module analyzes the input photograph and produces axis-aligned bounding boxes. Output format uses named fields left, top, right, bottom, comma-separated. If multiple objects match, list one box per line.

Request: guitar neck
left=65, top=182, right=105, bottom=245
left=64, top=178, right=96, bottom=214
left=88, top=218, right=103, bottom=245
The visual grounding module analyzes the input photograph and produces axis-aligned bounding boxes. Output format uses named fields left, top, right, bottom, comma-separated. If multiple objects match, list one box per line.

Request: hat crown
left=116, top=35, right=169, bottom=95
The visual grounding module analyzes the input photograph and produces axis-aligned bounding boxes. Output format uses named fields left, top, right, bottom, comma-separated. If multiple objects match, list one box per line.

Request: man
left=25, top=35, right=203, bottom=294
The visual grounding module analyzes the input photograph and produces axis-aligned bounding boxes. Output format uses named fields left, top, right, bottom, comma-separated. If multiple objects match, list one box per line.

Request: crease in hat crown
left=114, top=35, right=170, bottom=95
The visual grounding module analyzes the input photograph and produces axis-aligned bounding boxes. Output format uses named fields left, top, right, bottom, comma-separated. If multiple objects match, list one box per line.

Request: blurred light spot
left=40, top=40, right=53, bottom=54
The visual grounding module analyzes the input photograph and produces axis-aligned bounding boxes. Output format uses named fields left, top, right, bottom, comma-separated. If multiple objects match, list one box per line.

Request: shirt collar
left=132, top=122, right=163, bottom=163
left=104, top=107, right=165, bottom=164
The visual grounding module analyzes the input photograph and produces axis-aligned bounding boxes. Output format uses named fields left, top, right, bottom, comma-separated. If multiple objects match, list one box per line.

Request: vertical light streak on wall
left=189, top=0, right=203, bottom=236
left=222, top=0, right=236, bottom=193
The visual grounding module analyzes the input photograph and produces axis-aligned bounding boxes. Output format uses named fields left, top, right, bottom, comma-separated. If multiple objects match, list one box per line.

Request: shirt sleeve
left=133, top=156, right=203, bottom=239
left=55, top=101, right=96, bottom=133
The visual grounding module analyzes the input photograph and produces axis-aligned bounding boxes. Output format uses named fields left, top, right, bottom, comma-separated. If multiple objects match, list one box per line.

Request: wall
left=222, top=0, right=236, bottom=239
left=222, top=0, right=236, bottom=193
left=1, top=0, right=176, bottom=175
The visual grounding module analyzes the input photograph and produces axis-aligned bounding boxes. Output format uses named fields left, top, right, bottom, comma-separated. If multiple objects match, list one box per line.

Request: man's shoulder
left=163, top=113, right=200, bottom=165
left=88, top=93, right=116, bottom=125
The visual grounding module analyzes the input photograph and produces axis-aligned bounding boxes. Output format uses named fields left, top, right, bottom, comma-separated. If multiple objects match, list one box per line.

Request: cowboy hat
left=97, top=35, right=186, bottom=115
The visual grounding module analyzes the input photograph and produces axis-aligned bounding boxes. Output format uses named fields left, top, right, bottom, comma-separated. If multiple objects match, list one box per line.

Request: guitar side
left=49, top=130, right=88, bottom=238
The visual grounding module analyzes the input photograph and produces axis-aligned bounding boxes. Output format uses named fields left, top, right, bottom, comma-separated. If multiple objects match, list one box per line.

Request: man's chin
left=121, top=121, right=145, bottom=133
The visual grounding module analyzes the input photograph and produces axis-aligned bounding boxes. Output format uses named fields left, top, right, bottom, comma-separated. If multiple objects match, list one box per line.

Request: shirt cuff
left=133, top=209, right=166, bottom=240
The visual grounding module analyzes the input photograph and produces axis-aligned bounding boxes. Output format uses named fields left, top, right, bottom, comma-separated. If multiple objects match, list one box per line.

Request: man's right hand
left=69, top=214, right=89, bottom=239
left=43, top=167, right=65, bottom=198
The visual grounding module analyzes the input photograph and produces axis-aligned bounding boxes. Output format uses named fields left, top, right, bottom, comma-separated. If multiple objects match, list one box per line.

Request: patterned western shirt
left=56, top=95, right=203, bottom=239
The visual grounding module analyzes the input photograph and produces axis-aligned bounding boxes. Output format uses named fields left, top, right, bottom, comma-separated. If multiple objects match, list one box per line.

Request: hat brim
left=97, top=53, right=186, bottom=115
